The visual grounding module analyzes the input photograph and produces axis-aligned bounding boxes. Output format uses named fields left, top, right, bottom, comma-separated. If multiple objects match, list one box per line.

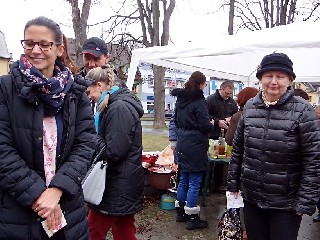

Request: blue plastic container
left=160, top=193, right=176, bottom=210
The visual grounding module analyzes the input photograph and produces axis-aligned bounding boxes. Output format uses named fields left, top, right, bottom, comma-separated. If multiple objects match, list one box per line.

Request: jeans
left=177, top=171, right=204, bottom=208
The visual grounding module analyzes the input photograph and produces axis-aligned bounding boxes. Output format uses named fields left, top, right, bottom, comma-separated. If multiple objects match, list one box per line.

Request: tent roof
left=127, top=21, right=320, bottom=89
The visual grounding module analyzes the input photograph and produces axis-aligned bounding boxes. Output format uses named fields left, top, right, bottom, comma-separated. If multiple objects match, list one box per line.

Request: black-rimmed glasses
left=20, top=40, right=55, bottom=51
left=221, top=88, right=233, bottom=96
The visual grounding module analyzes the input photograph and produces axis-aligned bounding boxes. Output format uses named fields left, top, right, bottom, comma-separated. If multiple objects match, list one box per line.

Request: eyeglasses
left=20, top=40, right=55, bottom=51
left=222, top=89, right=233, bottom=96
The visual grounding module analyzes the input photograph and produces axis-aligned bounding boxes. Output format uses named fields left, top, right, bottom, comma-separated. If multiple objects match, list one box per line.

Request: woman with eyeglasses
left=227, top=53, right=320, bottom=240
left=0, top=16, right=96, bottom=239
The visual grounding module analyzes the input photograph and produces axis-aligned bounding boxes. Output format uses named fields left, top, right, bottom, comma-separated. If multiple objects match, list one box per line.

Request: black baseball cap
left=82, top=37, right=108, bottom=57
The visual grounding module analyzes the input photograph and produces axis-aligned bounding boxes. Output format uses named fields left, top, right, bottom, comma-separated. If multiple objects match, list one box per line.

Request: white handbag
left=82, top=146, right=107, bottom=205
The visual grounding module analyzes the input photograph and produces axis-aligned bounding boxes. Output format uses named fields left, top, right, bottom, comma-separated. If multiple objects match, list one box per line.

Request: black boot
left=185, top=206, right=208, bottom=230
left=175, top=201, right=187, bottom=222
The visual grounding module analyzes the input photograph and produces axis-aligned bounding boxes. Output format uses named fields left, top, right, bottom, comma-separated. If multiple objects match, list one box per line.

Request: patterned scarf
left=19, top=55, right=73, bottom=116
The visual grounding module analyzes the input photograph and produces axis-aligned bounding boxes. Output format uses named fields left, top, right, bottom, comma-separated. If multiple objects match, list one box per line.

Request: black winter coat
left=227, top=88, right=320, bottom=216
left=90, top=88, right=145, bottom=216
left=206, top=90, right=238, bottom=139
left=171, top=88, right=214, bottom=172
left=0, top=62, right=96, bottom=240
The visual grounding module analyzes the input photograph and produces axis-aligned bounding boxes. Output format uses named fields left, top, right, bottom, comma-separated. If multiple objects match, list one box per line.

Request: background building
left=0, top=31, right=11, bottom=75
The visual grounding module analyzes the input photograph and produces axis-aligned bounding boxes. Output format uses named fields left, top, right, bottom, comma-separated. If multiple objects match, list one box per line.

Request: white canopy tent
left=127, top=21, right=320, bottom=90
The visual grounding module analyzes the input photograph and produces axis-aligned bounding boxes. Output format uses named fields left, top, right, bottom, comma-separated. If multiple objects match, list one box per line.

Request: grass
left=142, top=133, right=169, bottom=152
left=142, top=125, right=169, bottom=131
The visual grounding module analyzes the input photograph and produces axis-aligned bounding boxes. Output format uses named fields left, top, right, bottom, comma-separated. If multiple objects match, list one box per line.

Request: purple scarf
left=19, top=55, right=73, bottom=116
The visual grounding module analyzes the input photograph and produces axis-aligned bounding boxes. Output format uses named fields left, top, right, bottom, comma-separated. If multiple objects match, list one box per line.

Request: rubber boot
left=175, top=201, right=187, bottom=222
left=185, top=206, right=208, bottom=230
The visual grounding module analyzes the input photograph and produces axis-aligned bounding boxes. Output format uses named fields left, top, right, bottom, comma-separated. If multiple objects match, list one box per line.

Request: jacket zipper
left=57, top=96, right=74, bottom=169
left=260, top=108, right=271, bottom=202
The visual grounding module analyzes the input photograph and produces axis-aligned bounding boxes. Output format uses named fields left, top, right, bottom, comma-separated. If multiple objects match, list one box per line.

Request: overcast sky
left=0, top=0, right=229, bottom=60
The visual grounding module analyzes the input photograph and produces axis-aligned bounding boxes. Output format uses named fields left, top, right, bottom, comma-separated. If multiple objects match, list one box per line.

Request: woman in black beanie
left=171, top=71, right=214, bottom=230
left=227, top=52, right=320, bottom=240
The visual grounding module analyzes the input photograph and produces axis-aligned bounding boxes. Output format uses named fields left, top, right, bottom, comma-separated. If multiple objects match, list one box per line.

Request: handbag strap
left=93, top=145, right=107, bottom=164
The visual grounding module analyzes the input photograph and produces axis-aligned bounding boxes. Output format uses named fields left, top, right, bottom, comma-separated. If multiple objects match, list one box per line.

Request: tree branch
left=303, top=2, right=320, bottom=21
left=87, top=9, right=139, bottom=27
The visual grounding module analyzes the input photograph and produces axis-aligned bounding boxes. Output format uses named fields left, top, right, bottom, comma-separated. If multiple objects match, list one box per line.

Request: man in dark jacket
left=206, top=80, right=238, bottom=192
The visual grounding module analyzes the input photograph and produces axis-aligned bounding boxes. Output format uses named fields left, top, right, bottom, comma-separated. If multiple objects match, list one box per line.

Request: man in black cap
left=80, top=37, right=110, bottom=76
left=78, top=37, right=127, bottom=111
left=76, top=37, right=111, bottom=112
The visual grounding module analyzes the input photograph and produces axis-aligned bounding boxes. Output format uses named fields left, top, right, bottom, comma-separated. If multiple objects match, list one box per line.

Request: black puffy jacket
left=227, top=88, right=320, bottom=216
left=90, top=88, right=145, bottom=216
left=0, top=62, right=96, bottom=239
left=171, top=88, right=214, bottom=172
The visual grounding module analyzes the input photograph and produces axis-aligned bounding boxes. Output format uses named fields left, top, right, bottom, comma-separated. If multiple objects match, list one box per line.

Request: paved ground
left=135, top=187, right=320, bottom=240
left=142, top=127, right=169, bottom=136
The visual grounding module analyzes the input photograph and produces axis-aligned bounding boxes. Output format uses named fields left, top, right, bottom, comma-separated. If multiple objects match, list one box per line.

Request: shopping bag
left=218, top=208, right=243, bottom=240
left=82, top=146, right=107, bottom=205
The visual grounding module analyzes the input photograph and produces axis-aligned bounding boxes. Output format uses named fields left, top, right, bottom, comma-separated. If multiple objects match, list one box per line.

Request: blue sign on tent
left=147, top=95, right=154, bottom=100
left=211, top=80, right=216, bottom=91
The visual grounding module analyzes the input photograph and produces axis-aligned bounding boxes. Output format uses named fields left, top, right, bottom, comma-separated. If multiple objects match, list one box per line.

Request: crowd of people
left=170, top=53, right=320, bottom=240
left=0, top=15, right=319, bottom=240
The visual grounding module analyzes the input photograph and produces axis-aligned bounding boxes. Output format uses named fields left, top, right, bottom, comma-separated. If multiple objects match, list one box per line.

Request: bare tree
left=224, top=0, right=320, bottom=32
left=64, top=0, right=175, bottom=128
left=137, top=0, right=175, bottom=128
left=66, top=0, right=92, bottom=65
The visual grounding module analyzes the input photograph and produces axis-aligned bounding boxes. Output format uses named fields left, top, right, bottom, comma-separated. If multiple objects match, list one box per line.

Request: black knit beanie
left=256, top=52, right=296, bottom=80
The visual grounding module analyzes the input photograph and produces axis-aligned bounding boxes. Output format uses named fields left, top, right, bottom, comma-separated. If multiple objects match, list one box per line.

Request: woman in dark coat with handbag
left=227, top=52, right=320, bottom=240
left=0, top=16, right=96, bottom=240
left=171, top=71, right=215, bottom=230
left=85, top=65, right=144, bottom=240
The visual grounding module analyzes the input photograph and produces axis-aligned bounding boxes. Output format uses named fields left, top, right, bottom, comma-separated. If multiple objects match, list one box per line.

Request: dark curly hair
left=184, top=71, right=206, bottom=90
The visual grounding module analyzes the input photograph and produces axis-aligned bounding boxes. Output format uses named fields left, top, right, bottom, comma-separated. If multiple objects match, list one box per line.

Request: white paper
left=226, top=191, right=244, bottom=209
left=41, top=213, right=67, bottom=238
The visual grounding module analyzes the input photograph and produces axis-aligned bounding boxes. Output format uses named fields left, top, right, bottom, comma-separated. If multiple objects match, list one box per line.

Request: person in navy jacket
left=171, top=71, right=214, bottom=230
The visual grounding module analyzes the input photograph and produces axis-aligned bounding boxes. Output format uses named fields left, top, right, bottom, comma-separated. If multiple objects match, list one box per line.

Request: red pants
left=87, top=209, right=137, bottom=240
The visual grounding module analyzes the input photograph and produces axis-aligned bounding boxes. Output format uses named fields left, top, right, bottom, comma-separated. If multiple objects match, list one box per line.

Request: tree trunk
left=153, top=65, right=166, bottom=128
left=66, top=0, right=92, bottom=66
left=228, top=0, right=235, bottom=35
left=150, top=0, right=175, bottom=128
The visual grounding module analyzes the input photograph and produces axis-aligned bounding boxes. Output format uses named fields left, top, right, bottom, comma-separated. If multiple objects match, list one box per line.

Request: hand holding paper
left=226, top=191, right=244, bottom=209
left=42, top=212, right=67, bottom=238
